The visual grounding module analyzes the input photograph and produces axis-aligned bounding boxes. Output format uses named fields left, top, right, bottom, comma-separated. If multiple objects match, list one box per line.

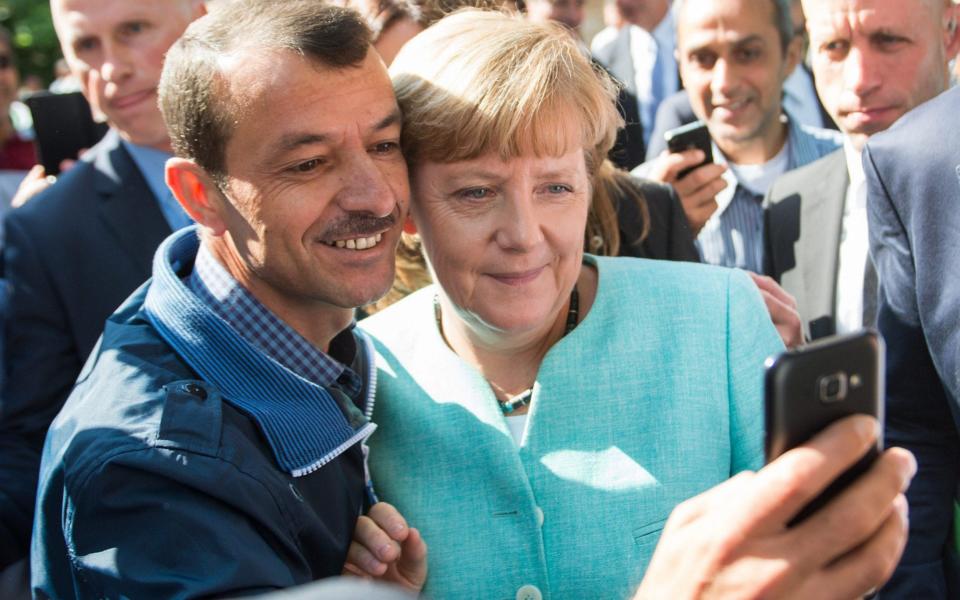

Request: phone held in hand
left=764, top=330, right=884, bottom=525
left=25, top=92, right=109, bottom=176
left=664, top=120, right=713, bottom=180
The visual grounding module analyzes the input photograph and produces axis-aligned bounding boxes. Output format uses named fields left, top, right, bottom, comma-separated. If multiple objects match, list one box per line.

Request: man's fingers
left=345, top=540, right=388, bottom=577
left=749, top=273, right=797, bottom=309
left=354, top=514, right=401, bottom=563
left=394, top=527, right=429, bottom=587
left=745, top=416, right=883, bottom=531
left=367, top=501, right=409, bottom=542
left=650, top=149, right=708, bottom=182
left=795, top=494, right=908, bottom=600
left=788, top=447, right=915, bottom=565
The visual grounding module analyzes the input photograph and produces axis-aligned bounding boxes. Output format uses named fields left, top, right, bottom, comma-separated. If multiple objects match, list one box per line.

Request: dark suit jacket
left=616, top=178, right=699, bottom=262
left=763, top=149, right=848, bottom=339
left=0, top=129, right=171, bottom=567
left=864, top=86, right=960, bottom=599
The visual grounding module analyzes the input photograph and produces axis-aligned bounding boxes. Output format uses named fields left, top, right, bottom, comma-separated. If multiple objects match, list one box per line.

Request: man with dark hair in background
left=638, top=0, right=839, bottom=274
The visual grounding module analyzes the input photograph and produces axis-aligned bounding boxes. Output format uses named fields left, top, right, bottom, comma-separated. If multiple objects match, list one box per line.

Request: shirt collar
left=187, top=242, right=363, bottom=398
left=842, top=135, right=866, bottom=189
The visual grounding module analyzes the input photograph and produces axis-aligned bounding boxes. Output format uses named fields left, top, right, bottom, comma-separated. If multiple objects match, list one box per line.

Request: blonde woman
left=358, top=10, right=784, bottom=598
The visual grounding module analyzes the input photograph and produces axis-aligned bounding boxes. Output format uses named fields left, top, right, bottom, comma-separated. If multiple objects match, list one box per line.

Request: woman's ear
left=166, top=157, right=228, bottom=236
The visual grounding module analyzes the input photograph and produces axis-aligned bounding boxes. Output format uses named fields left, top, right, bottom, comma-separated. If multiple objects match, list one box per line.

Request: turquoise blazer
left=361, top=256, right=784, bottom=599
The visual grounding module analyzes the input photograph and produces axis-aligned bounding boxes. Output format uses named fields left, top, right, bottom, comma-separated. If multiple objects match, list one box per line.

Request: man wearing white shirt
left=592, top=0, right=678, bottom=153
left=763, top=0, right=958, bottom=339
left=636, top=0, right=840, bottom=273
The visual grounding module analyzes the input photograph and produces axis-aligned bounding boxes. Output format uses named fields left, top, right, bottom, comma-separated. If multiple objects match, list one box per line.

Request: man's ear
left=402, top=214, right=418, bottom=234
left=944, top=4, right=960, bottom=59
left=166, top=157, right=228, bottom=236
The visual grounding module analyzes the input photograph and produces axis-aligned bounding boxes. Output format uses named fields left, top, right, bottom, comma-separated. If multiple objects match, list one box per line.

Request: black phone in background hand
left=25, top=92, right=109, bottom=176
left=764, top=330, right=884, bottom=526
left=664, top=120, right=713, bottom=180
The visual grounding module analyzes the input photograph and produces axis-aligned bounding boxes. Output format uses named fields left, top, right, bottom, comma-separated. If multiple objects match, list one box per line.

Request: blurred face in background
left=51, top=0, right=204, bottom=151
left=614, top=0, right=670, bottom=30
left=802, top=0, right=960, bottom=149
left=677, top=0, right=800, bottom=163
left=526, top=0, right=586, bottom=33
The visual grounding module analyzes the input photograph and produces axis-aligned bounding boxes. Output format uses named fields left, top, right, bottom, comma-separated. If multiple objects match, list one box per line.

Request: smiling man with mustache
left=642, top=0, right=840, bottom=274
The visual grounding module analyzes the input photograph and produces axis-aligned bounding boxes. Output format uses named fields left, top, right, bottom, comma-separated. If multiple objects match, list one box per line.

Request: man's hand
left=749, top=272, right=803, bottom=348
left=647, top=149, right=728, bottom=235
left=343, top=502, right=428, bottom=593
left=634, top=415, right=914, bottom=600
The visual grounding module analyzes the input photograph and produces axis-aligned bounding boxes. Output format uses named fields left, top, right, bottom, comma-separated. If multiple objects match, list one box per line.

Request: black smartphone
left=664, top=120, right=713, bottom=179
left=764, top=330, right=884, bottom=525
left=25, top=92, right=109, bottom=176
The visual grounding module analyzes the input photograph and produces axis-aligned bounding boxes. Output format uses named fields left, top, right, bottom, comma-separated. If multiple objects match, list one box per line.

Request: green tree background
left=0, top=0, right=60, bottom=86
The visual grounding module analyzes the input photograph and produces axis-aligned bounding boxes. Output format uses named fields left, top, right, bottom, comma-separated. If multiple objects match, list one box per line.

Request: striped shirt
left=186, top=243, right=363, bottom=400
left=696, top=115, right=840, bottom=272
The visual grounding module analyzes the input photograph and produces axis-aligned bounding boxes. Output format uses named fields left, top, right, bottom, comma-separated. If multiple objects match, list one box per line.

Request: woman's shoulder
left=591, top=256, right=756, bottom=304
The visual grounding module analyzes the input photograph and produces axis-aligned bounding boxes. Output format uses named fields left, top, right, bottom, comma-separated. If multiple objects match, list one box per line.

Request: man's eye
left=546, top=184, right=572, bottom=194
left=735, top=47, right=761, bottom=62
left=293, top=158, right=323, bottom=173
left=75, top=38, right=98, bottom=53
left=373, top=141, right=400, bottom=155
left=119, top=22, right=147, bottom=37
left=823, top=40, right=849, bottom=56
left=689, top=52, right=716, bottom=69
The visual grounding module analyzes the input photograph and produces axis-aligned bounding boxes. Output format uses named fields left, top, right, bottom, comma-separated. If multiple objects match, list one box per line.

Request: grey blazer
left=763, top=149, right=848, bottom=339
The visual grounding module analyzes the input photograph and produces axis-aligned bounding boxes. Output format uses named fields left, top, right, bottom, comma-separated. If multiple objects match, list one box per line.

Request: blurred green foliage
left=0, top=0, right=60, bottom=87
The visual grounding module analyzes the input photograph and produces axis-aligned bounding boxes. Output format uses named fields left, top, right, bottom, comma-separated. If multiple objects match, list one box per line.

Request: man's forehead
left=678, top=0, right=777, bottom=40
left=803, top=0, right=943, bottom=25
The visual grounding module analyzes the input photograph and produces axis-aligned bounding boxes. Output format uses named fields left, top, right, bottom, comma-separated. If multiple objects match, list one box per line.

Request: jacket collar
left=143, top=227, right=376, bottom=476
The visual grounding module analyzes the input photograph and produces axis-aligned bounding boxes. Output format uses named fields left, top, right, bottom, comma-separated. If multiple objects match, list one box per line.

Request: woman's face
left=411, top=146, right=591, bottom=336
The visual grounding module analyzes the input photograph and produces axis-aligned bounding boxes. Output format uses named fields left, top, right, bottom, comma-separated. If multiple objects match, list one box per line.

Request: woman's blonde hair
left=368, top=9, right=647, bottom=312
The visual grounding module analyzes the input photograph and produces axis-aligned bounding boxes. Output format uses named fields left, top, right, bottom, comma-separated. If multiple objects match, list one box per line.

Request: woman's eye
left=459, top=187, right=493, bottom=200
left=546, top=184, right=572, bottom=194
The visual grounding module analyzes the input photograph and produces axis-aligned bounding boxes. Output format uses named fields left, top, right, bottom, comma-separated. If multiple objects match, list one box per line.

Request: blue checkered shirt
left=696, top=116, right=840, bottom=272
left=186, top=242, right=363, bottom=400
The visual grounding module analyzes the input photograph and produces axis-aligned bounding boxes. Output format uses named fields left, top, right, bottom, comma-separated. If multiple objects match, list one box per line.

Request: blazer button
left=516, top=584, right=542, bottom=600
left=534, top=506, right=544, bottom=528
left=182, top=383, right=207, bottom=400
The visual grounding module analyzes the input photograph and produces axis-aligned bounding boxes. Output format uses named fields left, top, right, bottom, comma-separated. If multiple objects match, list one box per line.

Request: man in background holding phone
left=0, top=0, right=205, bottom=587
left=637, top=0, right=839, bottom=273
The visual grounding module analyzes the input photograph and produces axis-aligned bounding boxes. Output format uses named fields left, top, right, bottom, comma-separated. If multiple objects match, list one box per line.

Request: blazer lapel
left=798, top=152, right=849, bottom=329
left=93, top=130, right=173, bottom=275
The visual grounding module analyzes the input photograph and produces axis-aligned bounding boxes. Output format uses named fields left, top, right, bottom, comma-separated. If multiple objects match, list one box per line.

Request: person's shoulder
left=4, top=132, right=119, bottom=229
left=51, top=287, right=219, bottom=483
left=795, top=122, right=842, bottom=156
left=593, top=255, right=747, bottom=299
left=868, top=86, right=959, bottom=158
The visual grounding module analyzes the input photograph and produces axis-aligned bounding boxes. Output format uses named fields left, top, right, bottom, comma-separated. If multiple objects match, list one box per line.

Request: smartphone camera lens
left=818, top=372, right=848, bottom=403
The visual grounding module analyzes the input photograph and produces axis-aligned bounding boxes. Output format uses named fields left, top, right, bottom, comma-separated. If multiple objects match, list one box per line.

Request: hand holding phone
left=765, top=330, right=884, bottom=525
left=665, top=121, right=713, bottom=180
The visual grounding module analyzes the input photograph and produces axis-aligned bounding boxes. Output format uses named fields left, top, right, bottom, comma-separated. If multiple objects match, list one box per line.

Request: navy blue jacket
left=31, top=280, right=368, bottom=598
left=865, top=86, right=960, bottom=599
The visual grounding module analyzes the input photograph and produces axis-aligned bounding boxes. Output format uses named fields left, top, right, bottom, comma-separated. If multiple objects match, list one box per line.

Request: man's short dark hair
left=159, top=0, right=372, bottom=181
